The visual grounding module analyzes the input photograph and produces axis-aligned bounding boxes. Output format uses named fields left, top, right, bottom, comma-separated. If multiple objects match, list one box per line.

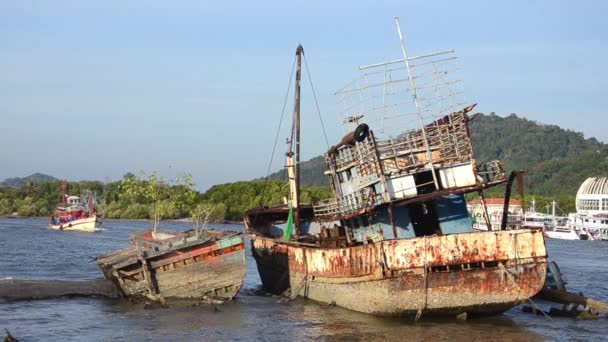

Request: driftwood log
left=538, top=289, right=608, bottom=314
left=0, top=279, right=119, bottom=301
left=4, top=329, right=19, bottom=342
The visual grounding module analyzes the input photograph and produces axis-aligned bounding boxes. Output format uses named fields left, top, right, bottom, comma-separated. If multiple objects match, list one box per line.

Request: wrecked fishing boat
left=244, top=18, right=547, bottom=318
left=96, top=228, right=246, bottom=301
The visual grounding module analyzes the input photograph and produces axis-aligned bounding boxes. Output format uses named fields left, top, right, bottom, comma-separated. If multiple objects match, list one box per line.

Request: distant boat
left=49, top=183, right=102, bottom=232
left=96, top=228, right=246, bottom=301
left=521, top=198, right=554, bottom=230
left=244, top=18, right=547, bottom=318
left=468, top=198, right=523, bottom=231
left=544, top=222, right=581, bottom=240
left=542, top=201, right=585, bottom=240
left=552, top=213, right=603, bottom=241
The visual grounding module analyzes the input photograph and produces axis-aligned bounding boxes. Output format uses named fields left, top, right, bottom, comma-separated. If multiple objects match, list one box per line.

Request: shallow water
left=1, top=218, right=607, bottom=341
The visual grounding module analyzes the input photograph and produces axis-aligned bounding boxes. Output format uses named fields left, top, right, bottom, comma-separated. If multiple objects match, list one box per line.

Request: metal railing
left=477, top=160, right=505, bottom=183
left=313, top=189, right=383, bottom=219
left=375, top=112, right=472, bottom=174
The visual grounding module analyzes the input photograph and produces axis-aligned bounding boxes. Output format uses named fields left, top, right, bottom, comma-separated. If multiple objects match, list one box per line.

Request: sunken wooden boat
left=96, top=228, right=246, bottom=301
left=244, top=21, right=547, bottom=318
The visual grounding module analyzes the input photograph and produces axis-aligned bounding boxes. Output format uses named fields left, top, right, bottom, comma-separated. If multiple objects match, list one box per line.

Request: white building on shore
left=563, top=177, right=608, bottom=240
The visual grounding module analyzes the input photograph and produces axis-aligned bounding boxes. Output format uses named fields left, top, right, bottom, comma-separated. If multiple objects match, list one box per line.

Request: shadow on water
left=1, top=218, right=608, bottom=341
left=3, top=289, right=537, bottom=341
left=245, top=294, right=543, bottom=341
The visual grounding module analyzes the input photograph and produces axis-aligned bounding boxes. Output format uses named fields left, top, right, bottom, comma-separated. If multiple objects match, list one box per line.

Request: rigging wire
left=303, top=53, right=330, bottom=149
left=259, top=55, right=297, bottom=206
left=265, top=56, right=297, bottom=180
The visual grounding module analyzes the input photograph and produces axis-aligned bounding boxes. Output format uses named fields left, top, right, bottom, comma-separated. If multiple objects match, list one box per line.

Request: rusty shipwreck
left=244, top=18, right=547, bottom=318
left=96, top=228, right=246, bottom=302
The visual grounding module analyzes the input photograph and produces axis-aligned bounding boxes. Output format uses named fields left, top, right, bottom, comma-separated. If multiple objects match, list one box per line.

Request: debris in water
left=4, top=329, right=19, bottom=342
left=456, top=312, right=468, bottom=321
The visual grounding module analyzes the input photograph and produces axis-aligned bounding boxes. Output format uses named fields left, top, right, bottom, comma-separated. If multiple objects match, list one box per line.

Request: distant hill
left=0, top=173, right=60, bottom=189
left=264, top=155, right=329, bottom=186
left=469, top=113, right=608, bottom=195
left=469, top=113, right=604, bottom=172
left=262, top=113, right=608, bottom=195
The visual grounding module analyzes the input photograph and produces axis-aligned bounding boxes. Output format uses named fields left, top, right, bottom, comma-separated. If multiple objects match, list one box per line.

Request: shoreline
left=0, top=216, right=242, bottom=225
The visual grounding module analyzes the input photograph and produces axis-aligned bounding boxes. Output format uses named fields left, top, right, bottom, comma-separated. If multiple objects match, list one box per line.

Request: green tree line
left=0, top=173, right=332, bottom=222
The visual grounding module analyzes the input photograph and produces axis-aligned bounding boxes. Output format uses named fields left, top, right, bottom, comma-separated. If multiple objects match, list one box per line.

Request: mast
left=394, top=17, right=440, bottom=191
left=288, top=44, right=304, bottom=236
left=89, top=192, right=96, bottom=215
left=59, top=181, right=69, bottom=205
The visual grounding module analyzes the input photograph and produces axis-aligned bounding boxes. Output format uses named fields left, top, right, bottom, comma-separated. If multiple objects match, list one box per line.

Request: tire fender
left=354, top=123, right=370, bottom=142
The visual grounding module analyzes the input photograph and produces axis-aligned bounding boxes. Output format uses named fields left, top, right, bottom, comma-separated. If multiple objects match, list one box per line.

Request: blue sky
left=1, top=1, right=606, bottom=190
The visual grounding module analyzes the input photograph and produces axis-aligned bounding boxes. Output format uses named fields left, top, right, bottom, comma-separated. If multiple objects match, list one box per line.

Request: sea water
left=1, top=218, right=607, bottom=341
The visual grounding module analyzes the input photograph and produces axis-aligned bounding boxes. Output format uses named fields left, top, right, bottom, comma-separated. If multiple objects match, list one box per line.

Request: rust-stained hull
left=97, top=232, right=246, bottom=301
left=251, top=229, right=547, bottom=316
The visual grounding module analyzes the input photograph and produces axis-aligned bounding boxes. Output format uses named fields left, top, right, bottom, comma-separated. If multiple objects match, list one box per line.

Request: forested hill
left=470, top=113, right=608, bottom=195
left=264, top=156, right=328, bottom=186
left=469, top=113, right=605, bottom=173
left=263, top=113, right=608, bottom=196
left=0, top=173, right=59, bottom=189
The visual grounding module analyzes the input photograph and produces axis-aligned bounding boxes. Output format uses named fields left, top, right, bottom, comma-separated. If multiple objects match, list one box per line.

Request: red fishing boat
left=50, top=183, right=102, bottom=232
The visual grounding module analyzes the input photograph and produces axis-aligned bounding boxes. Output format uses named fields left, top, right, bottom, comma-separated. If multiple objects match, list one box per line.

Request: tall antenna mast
left=294, top=44, right=303, bottom=235
left=394, top=17, right=439, bottom=190
left=287, top=44, right=304, bottom=236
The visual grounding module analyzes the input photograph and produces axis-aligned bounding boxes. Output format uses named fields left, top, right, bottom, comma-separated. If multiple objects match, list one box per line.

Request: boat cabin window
left=413, top=170, right=439, bottom=195
left=343, top=218, right=360, bottom=229
left=410, top=201, right=442, bottom=237
left=361, top=215, right=370, bottom=227
left=345, top=169, right=352, bottom=181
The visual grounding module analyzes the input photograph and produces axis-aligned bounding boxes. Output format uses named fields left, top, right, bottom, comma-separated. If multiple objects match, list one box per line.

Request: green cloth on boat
left=283, top=207, right=294, bottom=240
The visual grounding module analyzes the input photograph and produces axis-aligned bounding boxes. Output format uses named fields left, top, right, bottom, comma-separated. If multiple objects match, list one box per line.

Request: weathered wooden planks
left=96, top=230, right=246, bottom=301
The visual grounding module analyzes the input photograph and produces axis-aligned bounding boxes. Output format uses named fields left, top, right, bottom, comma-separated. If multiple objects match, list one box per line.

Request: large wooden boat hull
left=97, top=232, right=246, bottom=300
left=49, top=215, right=102, bottom=232
left=252, top=229, right=547, bottom=316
